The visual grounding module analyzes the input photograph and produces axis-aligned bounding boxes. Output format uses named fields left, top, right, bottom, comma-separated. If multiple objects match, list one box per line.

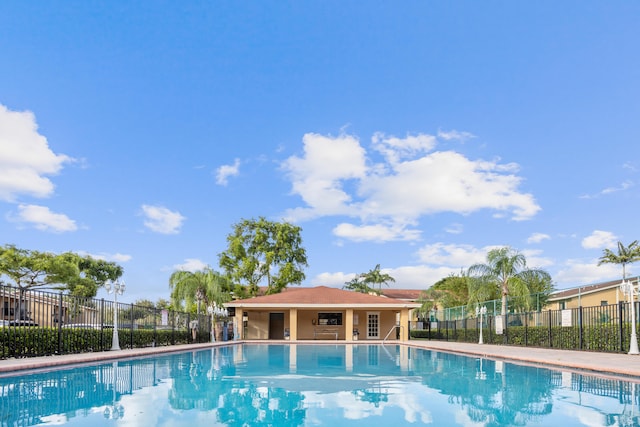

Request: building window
left=559, top=301, right=566, bottom=310
left=318, top=312, right=342, bottom=326
left=601, top=300, right=608, bottom=306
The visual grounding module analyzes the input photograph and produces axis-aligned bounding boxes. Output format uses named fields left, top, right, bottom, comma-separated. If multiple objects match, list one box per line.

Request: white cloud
left=0, top=104, right=74, bottom=202
left=282, top=132, right=367, bottom=220
left=282, top=131, right=541, bottom=243
left=215, top=158, right=241, bottom=186
left=333, top=222, right=421, bottom=242
left=79, top=251, right=132, bottom=263
left=581, top=230, right=617, bottom=250
left=527, top=232, right=551, bottom=244
left=311, top=271, right=357, bottom=287
left=445, top=223, right=464, bottom=234
left=173, top=258, right=208, bottom=272
left=555, top=258, right=624, bottom=287
left=8, top=204, right=77, bottom=233
left=437, top=129, right=475, bottom=142
left=417, top=242, right=493, bottom=267
left=140, top=204, right=185, bottom=234
left=521, top=249, right=554, bottom=269
left=579, top=180, right=634, bottom=199
left=371, top=132, right=437, bottom=165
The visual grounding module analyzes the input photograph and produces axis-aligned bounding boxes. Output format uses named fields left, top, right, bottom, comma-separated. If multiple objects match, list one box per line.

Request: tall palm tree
left=467, top=247, right=552, bottom=316
left=360, top=264, right=396, bottom=295
left=598, top=240, right=640, bottom=281
left=169, top=267, right=231, bottom=313
left=343, top=275, right=373, bottom=294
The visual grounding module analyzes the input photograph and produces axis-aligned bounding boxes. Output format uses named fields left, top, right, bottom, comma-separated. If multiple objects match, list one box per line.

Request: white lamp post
left=105, top=279, right=125, bottom=351
left=621, top=278, right=640, bottom=355
left=476, top=305, right=487, bottom=345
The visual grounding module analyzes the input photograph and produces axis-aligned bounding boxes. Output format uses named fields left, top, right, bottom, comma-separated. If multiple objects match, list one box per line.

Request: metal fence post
left=619, top=301, right=625, bottom=353
left=578, top=306, right=584, bottom=350
left=548, top=310, right=553, bottom=348
left=57, top=292, right=63, bottom=355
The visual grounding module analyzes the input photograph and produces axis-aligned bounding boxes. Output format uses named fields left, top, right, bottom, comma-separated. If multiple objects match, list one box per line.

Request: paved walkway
left=2, top=340, right=640, bottom=380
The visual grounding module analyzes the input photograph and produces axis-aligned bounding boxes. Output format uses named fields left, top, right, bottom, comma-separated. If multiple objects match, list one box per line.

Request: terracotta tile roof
left=227, top=286, right=421, bottom=308
left=381, top=289, right=423, bottom=301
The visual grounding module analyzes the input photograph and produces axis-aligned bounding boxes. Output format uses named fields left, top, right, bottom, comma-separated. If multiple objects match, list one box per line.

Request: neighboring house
left=226, top=286, right=421, bottom=341
left=546, top=279, right=636, bottom=310
left=0, top=285, right=99, bottom=326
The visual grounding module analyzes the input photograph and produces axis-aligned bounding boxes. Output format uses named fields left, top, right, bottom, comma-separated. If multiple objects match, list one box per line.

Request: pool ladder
left=382, top=325, right=403, bottom=342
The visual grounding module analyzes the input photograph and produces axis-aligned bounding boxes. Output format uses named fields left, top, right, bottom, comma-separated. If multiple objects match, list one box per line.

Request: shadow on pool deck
left=2, top=340, right=640, bottom=380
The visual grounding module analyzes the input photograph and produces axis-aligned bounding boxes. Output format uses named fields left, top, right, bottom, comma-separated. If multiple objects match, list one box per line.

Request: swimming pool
left=1, top=343, right=639, bottom=426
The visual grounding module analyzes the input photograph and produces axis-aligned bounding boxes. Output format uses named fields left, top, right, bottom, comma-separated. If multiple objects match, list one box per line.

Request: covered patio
left=226, top=286, right=420, bottom=341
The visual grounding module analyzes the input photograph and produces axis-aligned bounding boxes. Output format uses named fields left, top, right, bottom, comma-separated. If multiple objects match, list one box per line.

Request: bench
left=314, top=328, right=338, bottom=340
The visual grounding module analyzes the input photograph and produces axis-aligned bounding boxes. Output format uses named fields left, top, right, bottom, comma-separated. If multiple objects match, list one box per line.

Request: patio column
left=289, top=308, right=298, bottom=340
left=236, top=308, right=244, bottom=340
left=346, top=308, right=354, bottom=341
left=399, top=309, right=409, bottom=340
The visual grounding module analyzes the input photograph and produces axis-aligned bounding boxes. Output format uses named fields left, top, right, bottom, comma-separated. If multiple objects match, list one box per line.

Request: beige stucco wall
left=238, top=308, right=411, bottom=340
left=549, top=288, right=622, bottom=310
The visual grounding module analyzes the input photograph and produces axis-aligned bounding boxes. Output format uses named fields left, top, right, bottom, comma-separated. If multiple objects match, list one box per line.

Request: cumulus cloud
left=8, top=204, right=77, bottom=233
left=437, top=129, right=476, bottom=142
left=281, top=131, right=540, bottom=242
left=0, top=104, right=74, bottom=202
left=527, top=232, right=551, bottom=244
left=79, top=251, right=132, bottom=263
left=173, top=258, right=208, bottom=272
left=555, top=259, right=623, bottom=286
left=333, top=222, right=421, bottom=242
left=417, top=242, right=492, bottom=267
left=582, top=230, right=617, bottom=250
left=140, top=204, right=185, bottom=234
left=215, top=158, right=241, bottom=186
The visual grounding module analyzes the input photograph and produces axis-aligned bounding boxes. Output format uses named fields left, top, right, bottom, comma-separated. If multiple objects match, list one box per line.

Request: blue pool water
left=1, top=344, right=639, bottom=426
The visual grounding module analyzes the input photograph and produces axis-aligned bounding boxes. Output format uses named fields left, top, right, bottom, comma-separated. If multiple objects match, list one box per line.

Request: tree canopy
left=0, top=244, right=122, bottom=297
left=467, top=247, right=552, bottom=315
left=218, top=217, right=308, bottom=296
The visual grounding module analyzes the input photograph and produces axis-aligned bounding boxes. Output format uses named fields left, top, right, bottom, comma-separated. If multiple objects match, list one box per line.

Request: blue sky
left=1, top=2, right=639, bottom=303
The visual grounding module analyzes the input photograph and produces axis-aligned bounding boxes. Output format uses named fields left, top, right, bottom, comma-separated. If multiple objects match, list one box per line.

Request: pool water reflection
left=1, top=344, right=639, bottom=426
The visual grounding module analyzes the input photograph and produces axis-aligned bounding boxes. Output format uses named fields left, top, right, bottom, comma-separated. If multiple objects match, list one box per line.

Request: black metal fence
left=410, top=301, right=638, bottom=353
left=0, top=284, right=220, bottom=359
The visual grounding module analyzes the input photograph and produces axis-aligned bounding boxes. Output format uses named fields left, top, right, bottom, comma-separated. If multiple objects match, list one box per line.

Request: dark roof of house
left=549, top=279, right=626, bottom=300
left=227, top=286, right=420, bottom=308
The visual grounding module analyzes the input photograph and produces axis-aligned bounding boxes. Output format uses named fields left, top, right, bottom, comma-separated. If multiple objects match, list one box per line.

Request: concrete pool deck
left=2, top=340, right=640, bottom=380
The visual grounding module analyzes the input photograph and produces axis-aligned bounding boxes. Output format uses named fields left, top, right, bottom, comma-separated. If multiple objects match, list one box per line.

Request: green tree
left=343, top=275, right=374, bottom=294
left=598, top=240, right=640, bottom=281
left=218, top=217, right=308, bottom=295
left=467, top=247, right=552, bottom=315
left=0, top=245, right=122, bottom=297
left=169, top=267, right=231, bottom=313
left=359, top=264, right=395, bottom=295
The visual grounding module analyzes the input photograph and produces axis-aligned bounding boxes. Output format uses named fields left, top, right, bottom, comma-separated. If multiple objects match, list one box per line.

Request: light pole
left=105, top=279, right=125, bottom=351
left=621, top=278, right=640, bottom=355
left=103, top=361, right=124, bottom=420
left=476, top=305, right=487, bottom=345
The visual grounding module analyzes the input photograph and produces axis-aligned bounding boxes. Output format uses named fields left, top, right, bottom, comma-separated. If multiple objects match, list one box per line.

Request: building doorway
left=269, top=312, right=285, bottom=339
left=367, top=312, right=380, bottom=339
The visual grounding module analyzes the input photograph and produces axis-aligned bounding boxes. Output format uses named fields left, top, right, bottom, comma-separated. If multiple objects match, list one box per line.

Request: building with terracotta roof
left=226, top=286, right=421, bottom=341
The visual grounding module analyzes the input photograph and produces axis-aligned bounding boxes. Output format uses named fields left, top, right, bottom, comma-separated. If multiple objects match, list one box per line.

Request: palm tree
left=169, top=267, right=231, bottom=313
left=467, top=247, right=552, bottom=316
left=360, top=264, right=396, bottom=295
left=343, top=275, right=373, bottom=294
left=598, top=240, right=640, bottom=281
